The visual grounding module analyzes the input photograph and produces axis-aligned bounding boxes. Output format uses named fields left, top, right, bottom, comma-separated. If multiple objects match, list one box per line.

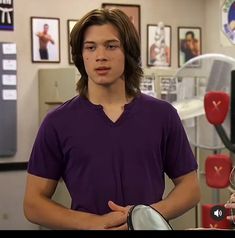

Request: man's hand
left=88, top=208, right=126, bottom=230
left=103, top=201, right=133, bottom=230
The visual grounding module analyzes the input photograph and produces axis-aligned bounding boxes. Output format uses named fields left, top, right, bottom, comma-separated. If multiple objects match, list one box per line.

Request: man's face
left=43, top=25, right=49, bottom=33
left=185, top=34, right=193, bottom=47
left=82, top=23, right=125, bottom=87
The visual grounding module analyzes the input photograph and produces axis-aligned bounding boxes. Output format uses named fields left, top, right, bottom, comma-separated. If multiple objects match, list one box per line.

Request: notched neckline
left=80, top=95, right=140, bottom=125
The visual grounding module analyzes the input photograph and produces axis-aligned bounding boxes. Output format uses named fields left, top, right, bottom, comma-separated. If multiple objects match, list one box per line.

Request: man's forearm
left=151, top=173, right=200, bottom=220
left=24, top=195, right=99, bottom=230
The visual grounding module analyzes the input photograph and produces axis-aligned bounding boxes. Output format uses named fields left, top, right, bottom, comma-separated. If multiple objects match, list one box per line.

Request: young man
left=180, top=31, right=200, bottom=63
left=24, top=8, right=200, bottom=230
left=36, top=23, right=55, bottom=60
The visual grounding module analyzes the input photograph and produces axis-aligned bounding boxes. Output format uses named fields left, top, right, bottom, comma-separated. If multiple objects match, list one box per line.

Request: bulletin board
left=0, top=42, right=17, bottom=157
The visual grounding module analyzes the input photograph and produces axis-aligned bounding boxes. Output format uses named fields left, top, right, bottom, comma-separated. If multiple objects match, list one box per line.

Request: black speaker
left=231, top=70, right=235, bottom=144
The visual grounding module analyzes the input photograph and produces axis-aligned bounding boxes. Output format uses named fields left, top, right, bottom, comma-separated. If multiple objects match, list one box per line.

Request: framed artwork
left=140, top=73, right=156, bottom=98
left=221, top=0, right=235, bottom=46
left=147, top=24, right=171, bottom=67
left=67, top=19, right=78, bottom=64
left=102, top=3, right=140, bottom=35
left=31, top=17, right=60, bottom=63
left=178, top=27, right=201, bottom=68
left=0, top=0, right=14, bottom=30
left=159, top=76, right=177, bottom=102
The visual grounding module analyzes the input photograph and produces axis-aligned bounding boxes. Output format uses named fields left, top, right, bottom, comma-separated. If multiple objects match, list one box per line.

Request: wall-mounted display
left=221, top=0, right=235, bottom=46
left=0, top=0, right=13, bottom=31
left=178, top=27, right=201, bottom=68
left=159, top=76, right=177, bottom=102
left=31, top=17, right=60, bottom=63
left=0, top=42, right=17, bottom=157
left=102, top=3, right=140, bottom=35
left=147, top=23, right=171, bottom=67
left=140, top=73, right=156, bottom=98
left=67, top=19, right=78, bottom=64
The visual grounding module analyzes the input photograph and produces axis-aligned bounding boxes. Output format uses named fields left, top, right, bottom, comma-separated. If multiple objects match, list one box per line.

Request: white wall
left=0, top=0, right=206, bottom=164
left=205, top=0, right=235, bottom=57
left=0, top=0, right=207, bottom=229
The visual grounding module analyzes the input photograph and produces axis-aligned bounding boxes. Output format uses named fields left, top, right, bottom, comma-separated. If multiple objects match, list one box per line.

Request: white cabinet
left=38, top=67, right=78, bottom=123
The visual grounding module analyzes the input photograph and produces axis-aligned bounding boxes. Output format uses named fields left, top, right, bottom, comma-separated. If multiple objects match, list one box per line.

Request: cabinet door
left=38, top=68, right=78, bottom=122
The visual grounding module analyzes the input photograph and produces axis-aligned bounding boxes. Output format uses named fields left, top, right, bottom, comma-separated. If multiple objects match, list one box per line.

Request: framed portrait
left=0, top=0, right=14, bottom=31
left=67, top=19, right=78, bottom=64
left=31, top=17, right=60, bottom=63
left=147, top=24, right=171, bottom=67
left=178, top=27, right=201, bottom=68
left=102, top=3, right=140, bottom=35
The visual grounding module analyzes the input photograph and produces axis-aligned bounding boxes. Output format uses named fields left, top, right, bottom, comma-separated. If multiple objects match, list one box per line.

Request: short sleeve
left=27, top=114, right=64, bottom=180
left=164, top=106, right=198, bottom=179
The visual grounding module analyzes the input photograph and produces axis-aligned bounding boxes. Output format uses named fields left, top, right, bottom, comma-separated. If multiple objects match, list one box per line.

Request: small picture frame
left=67, top=19, right=78, bottom=64
left=102, top=3, right=141, bottom=35
left=147, top=24, right=171, bottom=67
left=140, top=73, right=156, bottom=98
left=0, top=0, right=14, bottom=31
left=159, top=76, right=177, bottom=102
left=31, top=17, right=60, bottom=63
left=178, top=27, right=201, bottom=68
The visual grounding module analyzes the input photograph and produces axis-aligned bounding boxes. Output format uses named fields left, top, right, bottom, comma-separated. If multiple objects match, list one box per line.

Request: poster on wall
left=0, top=0, right=14, bottom=31
left=221, top=0, right=235, bottom=46
left=140, top=73, right=156, bottom=97
left=102, top=3, right=140, bottom=35
left=0, top=42, right=17, bottom=157
left=67, top=19, right=78, bottom=64
left=31, top=17, right=60, bottom=63
left=147, top=23, right=171, bottom=67
left=178, top=27, right=201, bottom=68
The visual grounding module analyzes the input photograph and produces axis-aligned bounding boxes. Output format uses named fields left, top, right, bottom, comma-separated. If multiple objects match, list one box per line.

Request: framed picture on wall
left=67, top=19, right=78, bottom=64
left=147, top=24, right=171, bottom=67
left=159, top=76, right=177, bottom=102
left=31, top=17, right=60, bottom=63
left=140, top=73, right=156, bottom=98
left=178, top=27, right=201, bottom=68
left=0, top=0, right=14, bottom=31
left=102, top=3, right=140, bottom=35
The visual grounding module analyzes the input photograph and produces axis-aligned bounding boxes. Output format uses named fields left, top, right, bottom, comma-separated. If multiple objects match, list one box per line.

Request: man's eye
left=84, top=46, right=95, bottom=51
left=107, top=44, right=118, bottom=50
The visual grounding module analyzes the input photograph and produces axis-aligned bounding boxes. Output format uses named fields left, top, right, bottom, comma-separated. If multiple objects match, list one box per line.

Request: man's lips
left=95, top=67, right=111, bottom=75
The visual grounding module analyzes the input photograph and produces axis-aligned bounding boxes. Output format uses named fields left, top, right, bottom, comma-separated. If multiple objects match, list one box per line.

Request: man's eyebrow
left=83, top=41, right=95, bottom=44
left=83, top=39, right=120, bottom=44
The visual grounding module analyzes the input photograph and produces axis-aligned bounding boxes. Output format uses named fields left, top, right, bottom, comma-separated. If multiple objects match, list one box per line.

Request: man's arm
left=47, top=34, right=55, bottom=44
left=23, top=174, right=127, bottom=230
left=151, top=170, right=200, bottom=220
left=36, top=32, right=42, bottom=38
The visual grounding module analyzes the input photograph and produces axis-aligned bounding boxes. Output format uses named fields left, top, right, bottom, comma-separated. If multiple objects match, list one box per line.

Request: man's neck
left=87, top=81, right=131, bottom=107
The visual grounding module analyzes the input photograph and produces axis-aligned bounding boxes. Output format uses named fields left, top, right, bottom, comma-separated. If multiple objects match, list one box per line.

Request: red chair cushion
left=202, top=204, right=231, bottom=229
left=204, top=91, right=230, bottom=125
left=205, top=154, right=232, bottom=188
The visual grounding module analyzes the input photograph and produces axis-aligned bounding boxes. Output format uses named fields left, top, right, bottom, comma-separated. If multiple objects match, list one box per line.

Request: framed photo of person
left=67, top=19, right=78, bottom=64
left=102, top=3, right=140, bottom=35
left=147, top=24, right=171, bottom=67
left=178, top=27, right=201, bottom=68
left=31, top=17, right=60, bottom=63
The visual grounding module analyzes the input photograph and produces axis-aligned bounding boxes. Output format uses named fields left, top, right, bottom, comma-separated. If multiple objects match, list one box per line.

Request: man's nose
left=95, top=47, right=107, bottom=61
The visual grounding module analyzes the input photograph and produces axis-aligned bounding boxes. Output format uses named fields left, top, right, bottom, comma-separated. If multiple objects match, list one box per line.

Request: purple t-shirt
left=28, top=93, right=197, bottom=215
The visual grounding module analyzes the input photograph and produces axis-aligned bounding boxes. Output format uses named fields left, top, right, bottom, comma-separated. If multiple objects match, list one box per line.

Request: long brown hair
left=70, top=8, right=143, bottom=98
